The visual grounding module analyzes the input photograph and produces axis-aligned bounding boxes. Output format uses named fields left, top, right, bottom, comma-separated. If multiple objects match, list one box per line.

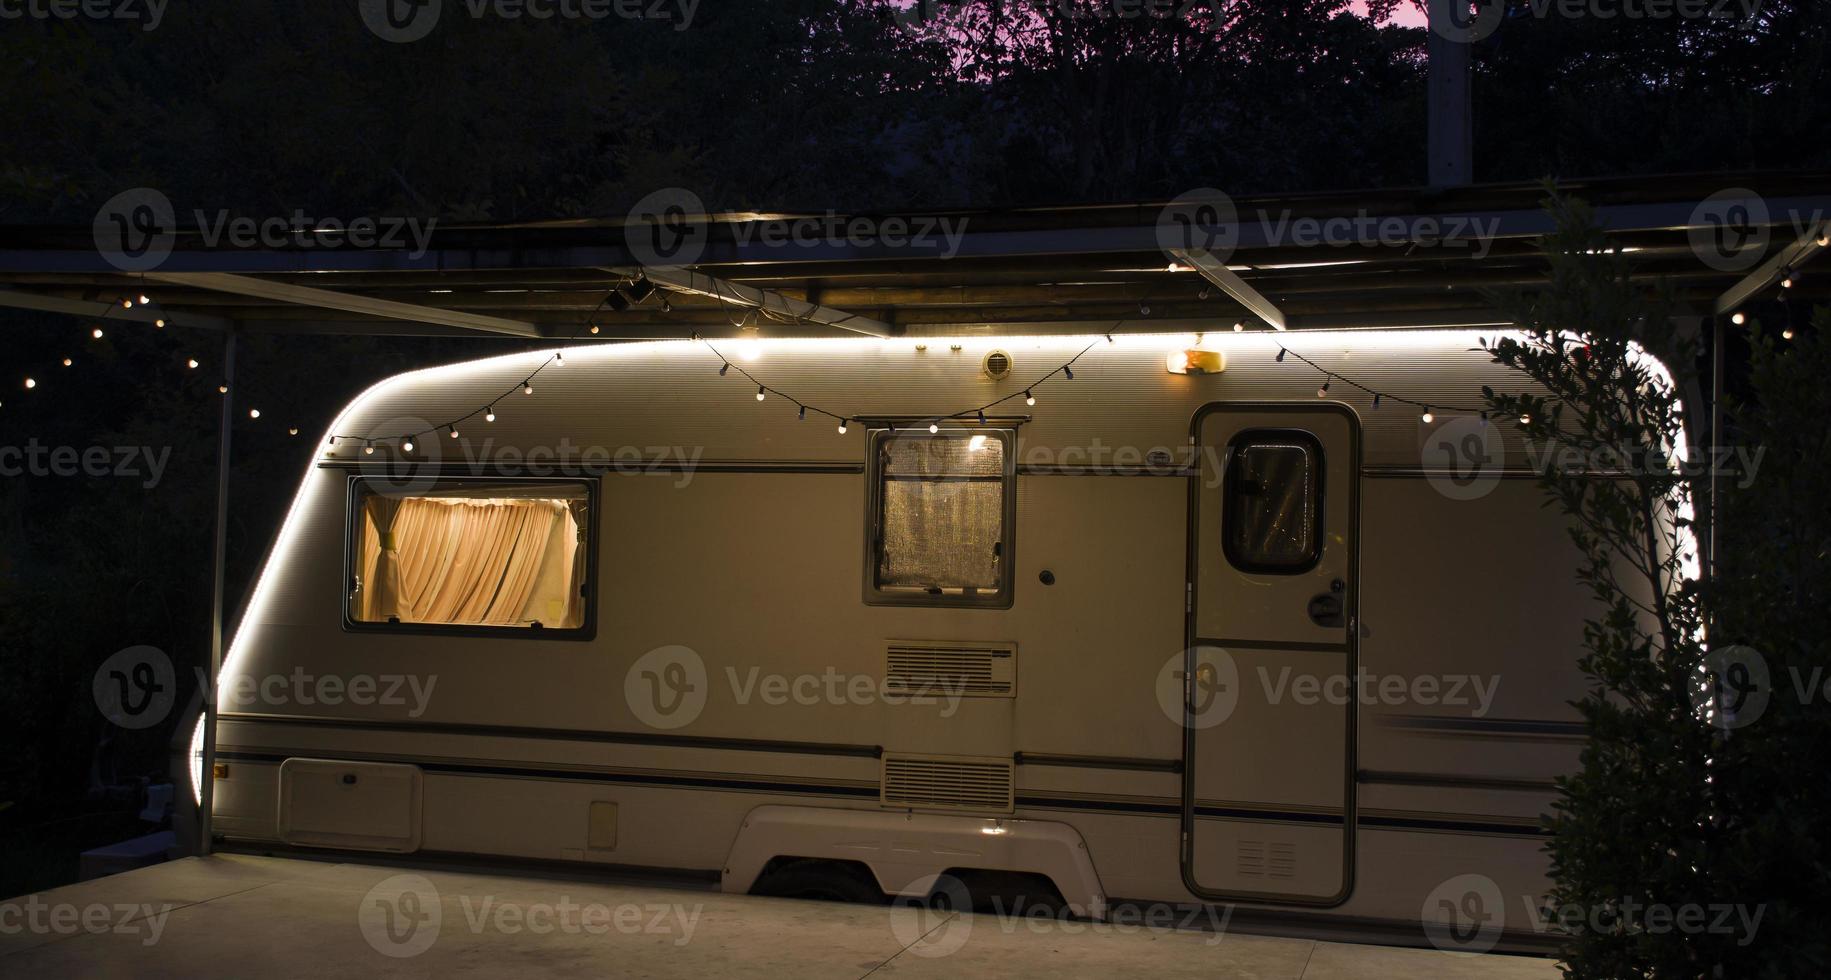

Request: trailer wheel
left=750, top=858, right=887, bottom=905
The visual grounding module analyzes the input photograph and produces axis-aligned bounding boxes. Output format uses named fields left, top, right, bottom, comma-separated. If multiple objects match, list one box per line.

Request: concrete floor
left=1, top=855, right=1560, bottom=978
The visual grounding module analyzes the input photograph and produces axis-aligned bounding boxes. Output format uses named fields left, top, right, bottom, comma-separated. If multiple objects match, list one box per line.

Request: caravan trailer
left=190, top=329, right=1602, bottom=950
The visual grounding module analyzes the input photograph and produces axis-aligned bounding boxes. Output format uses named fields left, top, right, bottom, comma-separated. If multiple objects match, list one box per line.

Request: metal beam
left=143, top=272, right=544, bottom=338
left=1171, top=248, right=1287, bottom=331
left=1713, top=219, right=1831, bottom=315
left=0, top=288, right=231, bottom=330
left=619, top=266, right=893, bottom=338
left=197, top=328, right=234, bottom=856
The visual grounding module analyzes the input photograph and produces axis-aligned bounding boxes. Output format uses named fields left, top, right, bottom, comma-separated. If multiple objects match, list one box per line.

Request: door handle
left=1307, top=593, right=1344, bottom=628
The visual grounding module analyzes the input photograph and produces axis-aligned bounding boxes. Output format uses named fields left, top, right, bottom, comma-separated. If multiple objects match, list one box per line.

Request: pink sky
left=1352, top=0, right=1429, bottom=27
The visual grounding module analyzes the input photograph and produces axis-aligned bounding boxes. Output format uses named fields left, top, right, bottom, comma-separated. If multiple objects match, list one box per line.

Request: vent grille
left=1237, top=840, right=1297, bottom=879
left=885, top=640, right=1016, bottom=698
left=881, top=754, right=1015, bottom=813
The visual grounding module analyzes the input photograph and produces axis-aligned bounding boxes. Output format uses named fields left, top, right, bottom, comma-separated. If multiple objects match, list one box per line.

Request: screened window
left=867, top=429, right=1015, bottom=607
left=1223, top=432, right=1322, bottom=574
left=347, top=478, right=592, bottom=634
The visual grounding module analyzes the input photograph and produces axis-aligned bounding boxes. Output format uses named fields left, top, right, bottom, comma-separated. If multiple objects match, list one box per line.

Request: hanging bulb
left=61, top=358, right=72, bottom=367
left=23, top=377, right=36, bottom=389
left=1105, top=333, right=1115, bottom=344
left=364, top=441, right=376, bottom=456
left=1233, top=321, right=1244, bottom=332
left=186, top=358, right=199, bottom=369
left=1731, top=312, right=1746, bottom=326
left=449, top=426, right=460, bottom=439
left=288, top=428, right=299, bottom=436
left=797, top=405, right=806, bottom=421
left=91, top=327, right=104, bottom=339
left=977, top=409, right=987, bottom=424
left=248, top=408, right=261, bottom=419
left=928, top=423, right=940, bottom=434
left=218, top=384, right=229, bottom=394
left=720, top=362, right=730, bottom=377
left=1025, top=390, right=1036, bottom=406
left=138, top=294, right=150, bottom=305
left=1519, top=413, right=1532, bottom=425
left=402, top=439, right=415, bottom=453
left=1372, top=393, right=1381, bottom=409
left=154, top=319, right=166, bottom=328
left=837, top=418, right=849, bottom=434
left=1063, top=365, right=1074, bottom=380
left=1276, top=348, right=1287, bottom=362
left=555, top=351, right=565, bottom=366
left=1782, top=328, right=1795, bottom=341
left=1420, top=408, right=1433, bottom=423
left=121, top=298, right=133, bottom=309
left=589, top=324, right=600, bottom=335
left=1317, top=381, right=1330, bottom=397
left=523, top=383, right=534, bottom=395
left=486, top=407, right=497, bottom=422
left=1781, top=269, right=1795, bottom=289
left=756, top=386, right=766, bottom=401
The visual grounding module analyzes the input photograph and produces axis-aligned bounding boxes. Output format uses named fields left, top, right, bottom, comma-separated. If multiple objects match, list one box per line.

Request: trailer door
left=1181, top=403, right=1358, bottom=906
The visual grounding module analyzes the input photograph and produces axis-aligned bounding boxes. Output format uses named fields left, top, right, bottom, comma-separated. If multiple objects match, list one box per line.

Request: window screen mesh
left=1226, top=442, right=1317, bottom=570
left=876, top=435, right=1006, bottom=594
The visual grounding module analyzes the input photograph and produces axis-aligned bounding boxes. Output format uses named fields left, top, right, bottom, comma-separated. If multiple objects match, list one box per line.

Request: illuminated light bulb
left=1421, top=408, right=1433, bottom=423
left=1233, top=321, right=1244, bottom=332
left=154, top=319, right=166, bottom=328
left=1317, top=382, right=1330, bottom=397
left=402, top=439, right=415, bottom=453
left=248, top=408, right=260, bottom=419
left=1782, top=328, right=1795, bottom=340
left=24, top=377, right=36, bottom=389
left=1731, top=312, right=1746, bottom=325
left=138, top=294, right=150, bottom=305
left=288, top=428, right=299, bottom=436
left=837, top=419, right=849, bottom=434
left=523, top=383, right=534, bottom=395
left=218, top=384, right=228, bottom=394
left=121, top=298, right=133, bottom=309
left=61, top=358, right=72, bottom=367
left=1025, top=390, right=1036, bottom=406
left=1519, top=414, right=1532, bottom=425
left=756, top=386, right=766, bottom=401
left=91, top=327, right=104, bottom=339
left=364, top=442, right=376, bottom=456
left=486, top=408, right=497, bottom=422
left=449, top=426, right=460, bottom=439
left=555, top=351, right=565, bottom=365
left=1781, top=275, right=1794, bottom=289
left=589, top=324, right=600, bottom=335
left=186, top=358, right=199, bottom=369
left=928, top=423, right=940, bottom=434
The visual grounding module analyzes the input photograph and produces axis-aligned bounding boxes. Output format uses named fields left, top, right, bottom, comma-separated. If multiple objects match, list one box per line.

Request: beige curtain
left=361, top=496, right=566, bottom=625
left=366, top=495, right=406, bottom=621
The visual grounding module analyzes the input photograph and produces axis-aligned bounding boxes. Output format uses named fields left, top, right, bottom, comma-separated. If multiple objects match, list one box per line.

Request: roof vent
left=882, top=754, right=1015, bottom=813
left=982, top=349, right=1013, bottom=380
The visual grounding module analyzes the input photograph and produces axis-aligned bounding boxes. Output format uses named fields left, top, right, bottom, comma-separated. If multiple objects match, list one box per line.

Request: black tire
left=750, top=859, right=888, bottom=905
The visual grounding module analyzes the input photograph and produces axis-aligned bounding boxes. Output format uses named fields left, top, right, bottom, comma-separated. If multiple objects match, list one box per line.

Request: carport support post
left=197, top=328, right=236, bottom=856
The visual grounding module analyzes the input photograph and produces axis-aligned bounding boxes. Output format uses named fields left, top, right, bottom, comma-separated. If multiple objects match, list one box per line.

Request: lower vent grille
left=881, top=754, right=1016, bottom=813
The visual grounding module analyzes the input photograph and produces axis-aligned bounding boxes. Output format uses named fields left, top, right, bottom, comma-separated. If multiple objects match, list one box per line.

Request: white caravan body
left=200, top=330, right=1595, bottom=949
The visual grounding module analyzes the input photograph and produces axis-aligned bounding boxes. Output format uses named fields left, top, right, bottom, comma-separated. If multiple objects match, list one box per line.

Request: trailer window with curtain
left=346, top=478, right=592, bottom=634
left=867, top=428, right=1015, bottom=607
left=1223, top=431, right=1323, bottom=574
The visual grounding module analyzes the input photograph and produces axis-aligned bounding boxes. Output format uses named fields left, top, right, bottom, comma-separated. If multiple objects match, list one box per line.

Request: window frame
left=863, top=427, right=1018, bottom=609
left=1221, top=428, right=1325, bottom=576
left=341, top=474, right=599, bottom=641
